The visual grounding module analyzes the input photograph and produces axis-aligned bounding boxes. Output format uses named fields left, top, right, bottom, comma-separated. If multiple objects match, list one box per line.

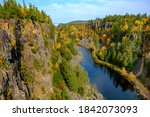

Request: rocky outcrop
left=105, top=22, right=112, bottom=30
left=0, top=19, right=53, bottom=100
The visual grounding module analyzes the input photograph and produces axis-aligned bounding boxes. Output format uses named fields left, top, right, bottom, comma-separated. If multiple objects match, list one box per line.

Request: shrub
left=67, top=43, right=78, bottom=55
left=31, top=47, right=37, bottom=54
left=60, top=47, right=72, bottom=61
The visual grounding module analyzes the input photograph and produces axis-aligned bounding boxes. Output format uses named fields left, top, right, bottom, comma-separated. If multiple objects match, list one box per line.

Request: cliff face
left=0, top=19, right=53, bottom=99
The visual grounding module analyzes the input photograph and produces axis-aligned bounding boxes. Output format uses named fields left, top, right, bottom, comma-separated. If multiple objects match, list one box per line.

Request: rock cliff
left=0, top=19, right=53, bottom=99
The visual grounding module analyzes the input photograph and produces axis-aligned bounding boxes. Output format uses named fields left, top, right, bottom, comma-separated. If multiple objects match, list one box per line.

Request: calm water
left=79, top=47, right=138, bottom=100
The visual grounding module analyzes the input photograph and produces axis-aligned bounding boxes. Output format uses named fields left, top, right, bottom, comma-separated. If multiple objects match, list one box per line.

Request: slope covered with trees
left=56, top=14, right=150, bottom=93
left=0, top=0, right=150, bottom=100
left=0, top=0, right=102, bottom=100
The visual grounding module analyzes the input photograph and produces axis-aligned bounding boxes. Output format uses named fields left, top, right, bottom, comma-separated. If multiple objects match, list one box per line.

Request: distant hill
left=57, top=20, right=89, bottom=26
left=67, top=20, right=89, bottom=24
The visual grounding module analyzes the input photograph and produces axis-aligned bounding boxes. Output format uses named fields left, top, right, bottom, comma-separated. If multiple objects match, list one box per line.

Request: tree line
left=0, top=0, right=53, bottom=24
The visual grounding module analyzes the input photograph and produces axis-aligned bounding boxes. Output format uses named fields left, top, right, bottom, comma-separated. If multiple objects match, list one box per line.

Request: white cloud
left=41, top=0, right=150, bottom=24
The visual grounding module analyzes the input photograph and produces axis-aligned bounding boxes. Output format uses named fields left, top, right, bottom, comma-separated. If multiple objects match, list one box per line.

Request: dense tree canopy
left=0, top=0, right=53, bottom=24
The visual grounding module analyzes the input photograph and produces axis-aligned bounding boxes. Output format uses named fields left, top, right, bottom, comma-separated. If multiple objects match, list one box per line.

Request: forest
left=0, top=0, right=150, bottom=100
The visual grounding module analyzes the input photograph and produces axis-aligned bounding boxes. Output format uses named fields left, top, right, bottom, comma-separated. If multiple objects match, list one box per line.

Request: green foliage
left=0, top=0, right=53, bottom=25
left=29, top=41, right=33, bottom=47
left=60, top=59, right=78, bottom=92
left=52, top=66, right=70, bottom=100
left=94, top=39, right=100, bottom=48
left=60, top=47, right=72, bottom=61
left=146, top=62, right=150, bottom=77
left=51, top=87, right=70, bottom=100
left=20, top=61, right=33, bottom=84
left=53, top=69, right=64, bottom=86
left=51, top=49, right=60, bottom=64
left=74, top=65, right=88, bottom=96
left=67, top=43, right=78, bottom=55
left=31, top=47, right=37, bottom=54
left=43, top=36, right=49, bottom=48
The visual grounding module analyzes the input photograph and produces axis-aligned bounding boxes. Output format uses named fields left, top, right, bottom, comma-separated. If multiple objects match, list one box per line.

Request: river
left=79, top=46, right=139, bottom=100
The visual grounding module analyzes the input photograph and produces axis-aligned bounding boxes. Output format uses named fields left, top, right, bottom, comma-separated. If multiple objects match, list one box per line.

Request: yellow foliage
left=56, top=43, right=61, bottom=50
left=135, top=20, right=140, bottom=25
left=146, top=25, right=150, bottom=31
left=45, top=17, right=49, bottom=23
left=135, top=20, right=143, bottom=26
left=132, top=26, right=137, bottom=32
left=66, top=48, right=70, bottom=52
left=54, top=62, right=59, bottom=69
left=110, top=43, right=115, bottom=47
left=98, top=51, right=103, bottom=57
left=129, top=72, right=136, bottom=81
left=52, top=45, right=55, bottom=51
left=122, top=67, right=127, bottom=73
left=107, top=38, right=111, bottom=45
left=21, top=8, right=26, bottom=17
left=76, top=38, right=79, bottom=42
left=103, top=34, right=107, bottom=38
left=122, top=24, right=129, bottom=31
left=101, top=46, right=106, bottom=51
left=142, top=18, right=148, bottom=24
left=122, top=37, right=127, bottom=42
left=90, top=45, right=96, bottom=51
left=10, top=39, right=16, bottom=47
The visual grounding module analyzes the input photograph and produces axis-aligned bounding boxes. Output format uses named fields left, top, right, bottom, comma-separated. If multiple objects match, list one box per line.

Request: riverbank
left=78, top=39, right=150, bottom=100
left=70, top=46, right=103, bottom=100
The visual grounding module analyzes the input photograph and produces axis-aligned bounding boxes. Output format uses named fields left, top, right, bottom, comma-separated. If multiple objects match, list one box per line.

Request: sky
left=0, top=0, right=150, bottom=24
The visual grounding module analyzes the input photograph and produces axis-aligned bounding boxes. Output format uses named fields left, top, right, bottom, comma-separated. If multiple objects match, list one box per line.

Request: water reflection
left=79, top=47, right=138, bottom=100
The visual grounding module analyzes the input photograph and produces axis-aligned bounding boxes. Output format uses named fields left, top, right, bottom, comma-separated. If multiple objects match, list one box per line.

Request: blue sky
left=0, top=0, right=150, bottom=24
